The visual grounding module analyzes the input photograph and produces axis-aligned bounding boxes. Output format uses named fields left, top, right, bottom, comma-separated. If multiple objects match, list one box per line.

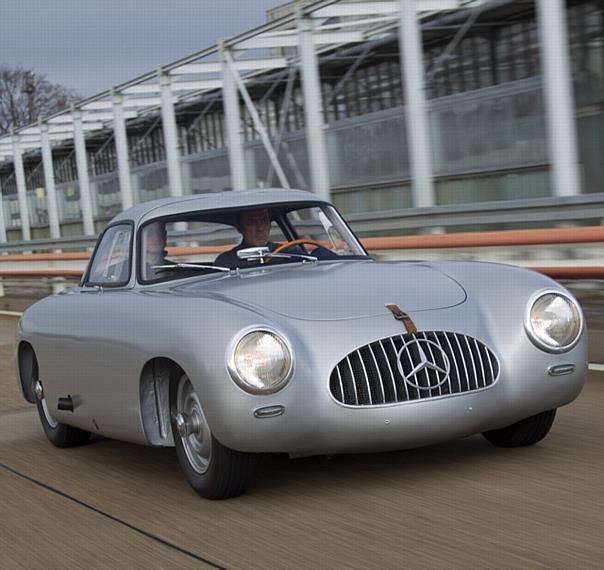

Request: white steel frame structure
left=0, top=0, right=583, bottom=243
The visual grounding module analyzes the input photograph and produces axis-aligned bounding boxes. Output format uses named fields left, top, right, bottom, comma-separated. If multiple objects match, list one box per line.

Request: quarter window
left=86, top=224, right=132, bottom=286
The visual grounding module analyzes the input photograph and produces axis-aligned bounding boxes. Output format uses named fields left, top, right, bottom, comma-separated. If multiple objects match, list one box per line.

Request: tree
left=0, top=66, right=80, bottom=135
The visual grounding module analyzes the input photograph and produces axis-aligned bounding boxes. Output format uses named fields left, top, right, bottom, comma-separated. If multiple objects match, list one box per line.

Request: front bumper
left=205, top=346, right=587, bottom=456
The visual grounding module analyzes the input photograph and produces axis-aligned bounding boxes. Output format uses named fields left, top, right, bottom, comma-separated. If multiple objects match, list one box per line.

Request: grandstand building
left=0, top=0, right=602, bottom=242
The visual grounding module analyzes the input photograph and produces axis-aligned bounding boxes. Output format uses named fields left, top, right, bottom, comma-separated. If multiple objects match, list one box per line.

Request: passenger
left=143, top=222, right=169, bottom=280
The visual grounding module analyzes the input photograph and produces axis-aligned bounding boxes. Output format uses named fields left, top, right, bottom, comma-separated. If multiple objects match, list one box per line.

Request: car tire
left=482, top=409, right=557, bottom=447
left=170, top=370, right=256, bottom=499
left=35, top=390, right=91, bottom=448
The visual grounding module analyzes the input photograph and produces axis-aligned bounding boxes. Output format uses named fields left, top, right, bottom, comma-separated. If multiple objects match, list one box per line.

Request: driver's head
left=237, top=209, right=271, bottom=247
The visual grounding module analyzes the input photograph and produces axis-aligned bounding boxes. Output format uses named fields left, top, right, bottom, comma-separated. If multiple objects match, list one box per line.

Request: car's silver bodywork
left=16, top=189, right=587, bottom=457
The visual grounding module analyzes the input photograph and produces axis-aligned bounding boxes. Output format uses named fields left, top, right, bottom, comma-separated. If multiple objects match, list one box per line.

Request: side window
left=86, top=224, right=132, bottom=286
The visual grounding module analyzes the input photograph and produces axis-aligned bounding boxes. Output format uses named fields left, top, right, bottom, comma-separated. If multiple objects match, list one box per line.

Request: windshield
left=138, top=202, right=368, bottom=284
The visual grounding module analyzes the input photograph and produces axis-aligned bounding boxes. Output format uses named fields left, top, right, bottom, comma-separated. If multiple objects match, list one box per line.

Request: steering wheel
left=272, top=239, right=326, bottom=255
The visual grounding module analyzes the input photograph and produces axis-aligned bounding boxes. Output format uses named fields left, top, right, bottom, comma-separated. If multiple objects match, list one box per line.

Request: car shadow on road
left=78, top=431, right=549, bottom=499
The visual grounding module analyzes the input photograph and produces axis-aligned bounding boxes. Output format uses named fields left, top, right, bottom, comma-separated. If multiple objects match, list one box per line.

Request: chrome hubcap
left=176, top=376, right=212, bottom=474
left=175, top=412, right=203, bottom=439
left=175, top=413, right=188, bottom=438
left=34, top=381, right=44, bottom=401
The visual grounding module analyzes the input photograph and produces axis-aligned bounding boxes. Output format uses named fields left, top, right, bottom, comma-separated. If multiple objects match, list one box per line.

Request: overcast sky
left=1, top=0, right=285, bottom=97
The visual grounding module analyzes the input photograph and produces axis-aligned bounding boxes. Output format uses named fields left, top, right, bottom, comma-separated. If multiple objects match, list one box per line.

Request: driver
left=214, top=209, right=278, bottom=268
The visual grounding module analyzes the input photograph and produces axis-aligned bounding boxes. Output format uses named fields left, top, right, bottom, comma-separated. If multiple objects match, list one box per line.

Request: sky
left=0, top=0, right=285, bottom=97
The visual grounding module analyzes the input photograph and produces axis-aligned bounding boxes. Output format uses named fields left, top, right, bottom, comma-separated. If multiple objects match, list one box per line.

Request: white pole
left=11, top=133, right=31, bottom=240
left=399, top=0, right=435, bottom=208
left=0, top=177, right=7, bottom=243
left=39, top=120, right=61, bottom=239
left=297, top=12, right=331, bottom=201
left=0, top=177, right=4, bottom=295
left=221, top=43, right=247, bottom=191
left=159, top=69, right=184, bottom=197
left=536, top=0, right=581, bottom=197
left=72, top=107, right=96, bottom=235
left=112, top=90, right=134, bottom=210
left=224, top=50, right=290, bottom=189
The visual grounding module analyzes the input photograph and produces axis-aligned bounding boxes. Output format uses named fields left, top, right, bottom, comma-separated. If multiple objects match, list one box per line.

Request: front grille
left=329, top=331, right=499, bottom=406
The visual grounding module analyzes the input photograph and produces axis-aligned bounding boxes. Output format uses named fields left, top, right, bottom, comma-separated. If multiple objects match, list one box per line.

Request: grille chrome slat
left=330, top=332, right=499, bottom=407
left=442, top=331, right=461, bottom=393
left=391, top=337, right=410, bottom=401
left=400, top=335, right=419, bottom=398
left=367, top=343, right=386, bottom=404
left=473, top=338, right=487, bottom=389
left=345, top=356, right=359, bottom=405
left=431, top=331, right=451, bottom=396
left=464, top=336, right=479, bottom=391
left=336, top=365, right=345, bottom=403
left=483, top=342, right=497, bottom=384
left=454, top=334, right=471, bottom=392
left=356, top=349, right=373, bottom=405
left=418, top=332, right=433, bottom=396
left=378, top=340, right=399, bottom=402
left=421, top=331, right=440, bottom=397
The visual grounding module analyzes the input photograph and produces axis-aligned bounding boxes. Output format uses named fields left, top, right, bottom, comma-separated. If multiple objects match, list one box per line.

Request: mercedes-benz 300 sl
left=16, top=189, right=586, bottom=498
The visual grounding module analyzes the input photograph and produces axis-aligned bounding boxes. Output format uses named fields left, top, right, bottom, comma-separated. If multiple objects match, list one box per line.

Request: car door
left=34, top=222, right=149, bottom=442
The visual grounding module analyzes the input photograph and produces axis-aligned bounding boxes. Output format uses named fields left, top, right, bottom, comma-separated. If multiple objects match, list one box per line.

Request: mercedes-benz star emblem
left=396, top=339, right=450, bottom=391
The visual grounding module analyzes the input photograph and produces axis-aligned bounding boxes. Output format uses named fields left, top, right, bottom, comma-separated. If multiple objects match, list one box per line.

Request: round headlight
left=228, top=329, right=293, bottom=394
left=526, top=291, right=583, bottom=352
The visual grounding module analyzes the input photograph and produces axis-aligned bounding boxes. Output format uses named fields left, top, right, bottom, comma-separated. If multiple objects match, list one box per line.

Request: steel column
left=221, top=45, right=247, bottom=191
left=536, top=0, right=581, bottom=197
left=297, top=13, right=331, bottom=201
left=0, top=179, right=4, bottom=294
left=39, top=121, right=61, bottom=239
left=72, top=108, right=95, bottom=235
left=112, top=91, right=134, bottom=210
left=11, top=133, right=31, bottom=240
left=399, top=0, right=435, bottom=208
left=159, top=70, right=184, bottom=197
left=0, top=177, right=7, bottom=243
left=224, top=51, right=290, bottom=189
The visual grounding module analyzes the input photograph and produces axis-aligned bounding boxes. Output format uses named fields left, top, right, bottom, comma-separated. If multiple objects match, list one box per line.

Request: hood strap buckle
left=385, top=303, right=417, bottom=335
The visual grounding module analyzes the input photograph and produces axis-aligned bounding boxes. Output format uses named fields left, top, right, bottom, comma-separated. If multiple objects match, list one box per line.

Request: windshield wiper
left=266, top=252, right=318, bottom=262
left=152, top=263, right=231, bottom=273
left=239, top=252, right=318, bottom=264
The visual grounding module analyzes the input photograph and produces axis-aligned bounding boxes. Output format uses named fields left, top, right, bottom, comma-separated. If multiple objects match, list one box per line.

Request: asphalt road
left=1, top=315, right=603, bottom=568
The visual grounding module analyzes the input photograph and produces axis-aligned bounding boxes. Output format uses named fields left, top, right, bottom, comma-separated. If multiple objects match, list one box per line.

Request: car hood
left=174, top=261, right=466, bottom=321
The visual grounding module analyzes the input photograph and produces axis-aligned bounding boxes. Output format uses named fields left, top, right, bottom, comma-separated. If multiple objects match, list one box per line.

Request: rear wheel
left=170, top=371, right=256, bottom=499
left=482, top=409, right=557, bottom=447
left=35, top=380, right=91, bottom=448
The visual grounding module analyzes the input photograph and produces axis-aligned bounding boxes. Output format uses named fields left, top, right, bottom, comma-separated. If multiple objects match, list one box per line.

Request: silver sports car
left=16, top=189, right=587, bottom=499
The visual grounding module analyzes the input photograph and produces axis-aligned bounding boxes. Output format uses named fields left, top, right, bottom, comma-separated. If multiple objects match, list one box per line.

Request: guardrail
left=1, top=194, right=604, bottom=254
left=0, top=226, right=603, bottom=285
left=346, top=194, right=604, bottom=234
left=362, top=226, right=604, bottom=248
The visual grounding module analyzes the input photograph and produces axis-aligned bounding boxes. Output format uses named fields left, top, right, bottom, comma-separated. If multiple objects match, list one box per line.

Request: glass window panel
left=87, top=223, right=132, bottom=286
left=327, top=116, right=409, bottom=187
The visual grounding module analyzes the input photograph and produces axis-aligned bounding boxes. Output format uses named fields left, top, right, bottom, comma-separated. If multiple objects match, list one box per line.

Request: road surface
left=1, top=315, right=602, bottom=568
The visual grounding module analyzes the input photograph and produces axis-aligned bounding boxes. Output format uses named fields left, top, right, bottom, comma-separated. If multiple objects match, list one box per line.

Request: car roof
left=111, top=188, right=327, bottom=226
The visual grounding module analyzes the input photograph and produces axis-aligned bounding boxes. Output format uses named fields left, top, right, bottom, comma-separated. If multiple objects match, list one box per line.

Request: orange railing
left=0, top=226, right=602, bottom=280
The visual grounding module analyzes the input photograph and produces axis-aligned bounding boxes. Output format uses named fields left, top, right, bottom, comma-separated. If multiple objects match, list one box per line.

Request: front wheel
left=170, top=371, right=256, bottom=499
left=482, top=409, right=557, bottom=447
